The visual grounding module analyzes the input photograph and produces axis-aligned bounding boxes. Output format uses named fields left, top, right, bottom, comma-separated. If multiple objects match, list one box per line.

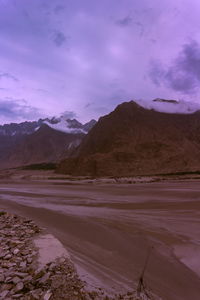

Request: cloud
left=134, top=21, right=144, bottom=37
left=136, top=98, right=200, bottom=114
left=0, top=98, right=42, bottom=121
left=52, top=30, right=67, bottom=47
left=1, top=0, right=200, bottom=124
left=149, top=40, right=200, bottom=94
left=116, top=16, right=132, bottom=27
left=84, top=102, right=94, bottom=108
left=0, top=72, right=19, bottom=82
left=60, top=111, right=77, bottom=119
left=54, top=5, right=65, bottom=14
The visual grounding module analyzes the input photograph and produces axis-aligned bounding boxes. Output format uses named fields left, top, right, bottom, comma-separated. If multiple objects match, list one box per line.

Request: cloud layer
left=0, top=98, right=42, bottom=123
left=1, top=0, right=200, bottom=124
left=149, top=40, right=200, bottom=94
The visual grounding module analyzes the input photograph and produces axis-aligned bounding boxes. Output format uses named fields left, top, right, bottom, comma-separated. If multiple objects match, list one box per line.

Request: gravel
left=0, top=211, right=157, bottom=300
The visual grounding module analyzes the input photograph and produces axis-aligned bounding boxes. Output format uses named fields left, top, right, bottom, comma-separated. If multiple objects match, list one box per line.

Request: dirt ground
left=0, top=170, right=200, bottom=300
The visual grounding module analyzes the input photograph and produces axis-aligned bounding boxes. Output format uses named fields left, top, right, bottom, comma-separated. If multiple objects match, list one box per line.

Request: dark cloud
left=0, top=73, right=19, bottom=82
left=54, top=5, right=65, bottom=14
left=149, top=40, right=200, bottom=94
left=116, top=16, right=132, bottom=27
left=35, top=88, right=49, bottom=94
left=149, top=61, right=166, bottom=87
left=84, top=102, right=94, bottom=108
left=61, top=111, right=77, bottom=119
left=52, top=30, right=67, bottom=47
left=1, top=0, right=200, bottom=123
left=0, top=98, right=42, bottom=120
left=134, top=21, right=144, bottom=36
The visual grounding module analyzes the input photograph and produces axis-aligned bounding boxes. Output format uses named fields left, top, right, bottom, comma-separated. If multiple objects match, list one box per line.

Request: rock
left=0, top=290, right=9, bottom=298
left=14, top=272, right=29, bottom=278
left=34, top=268, right=46, bottom=280
left=12, top=294, right=23, bottom=298
left=27, top=257, right=33, bottom=264
left=48, top=262, right=56, bottom=271
left=39, top=272, right=50, bottom=284
left=0, top=250, right=7, bottom=258
left=43, top=290, right=52, bottom=300
left=29, top=289, right=43, bottom=299
left=15, top=281, right=24, bottom=292
left=19, top=261, right=27, bottom=268
left=13, top=248, right=20, bottom=255
left=0, top=274, right=5, bottom=282
left=4, top=254, right=12, bottom=260
left=1, top=283, right=13, bottom=291
left=12, top=276, right=21, bottom=284
left=23, top=275, right=33, bottom=282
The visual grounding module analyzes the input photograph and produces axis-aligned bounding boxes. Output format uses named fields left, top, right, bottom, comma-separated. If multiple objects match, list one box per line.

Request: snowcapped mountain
left=0, top=116, right=96, bottom=169
left=0, top=116, right=96, bottom=137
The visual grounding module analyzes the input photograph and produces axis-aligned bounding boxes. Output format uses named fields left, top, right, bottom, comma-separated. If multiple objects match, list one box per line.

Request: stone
left=48, top=262, right=56, bottom=271
left=39, top=272, right=50, bottom=284
left=13, top=248, right=20, bottom=255
left=12, top=294, right=23, bottom=298
left=23, top=275, right=33, bottom=282
left=27, top=257, right=33, bottom=264
left=19, top=261, right=27, bottom=268
left=34, top=268, right=46, bottom=279
left=0, top=250, right=7, bottom=258
left=0, top=274, right=5, bottom=282
left=0, top=290, right=9, bottom=298
left=29, top=289, right=43, bottom=300
left=12, top=276, right=21, bottom=284
left=14, top=272, right=29, bottom=278
left=1, top=283, right=13, bottom=291
left=43, top=290, right=52, bottom=300
left=4, top=254, right=12, bottom=260
left=15, top=281, right=24, bottom=292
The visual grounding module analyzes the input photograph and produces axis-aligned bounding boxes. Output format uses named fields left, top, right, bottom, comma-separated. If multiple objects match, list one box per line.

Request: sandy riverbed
left=0, top=176, right=200, bottom=300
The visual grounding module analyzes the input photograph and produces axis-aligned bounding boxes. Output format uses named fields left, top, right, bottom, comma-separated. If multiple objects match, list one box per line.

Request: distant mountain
left=0, top=116, right=96, bottom=169
left=0, top=116, right=96, bottom=136
left=57, top=100, right=200, bottom=177
left=0, top=120, right=42, bottom=136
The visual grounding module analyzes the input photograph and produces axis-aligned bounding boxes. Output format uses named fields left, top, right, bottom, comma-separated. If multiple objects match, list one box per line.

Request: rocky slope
left=58, top=100, right=200, bottom=176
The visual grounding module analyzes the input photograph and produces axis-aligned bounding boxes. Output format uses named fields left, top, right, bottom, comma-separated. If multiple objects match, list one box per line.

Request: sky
left=1, top=0, right=200, bottom=124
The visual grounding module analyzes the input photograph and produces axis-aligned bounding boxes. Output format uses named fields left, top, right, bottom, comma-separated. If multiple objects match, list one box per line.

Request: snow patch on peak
left=135, top=98, right=200, bottom=114
left=44, top=119, right=86, bottom=134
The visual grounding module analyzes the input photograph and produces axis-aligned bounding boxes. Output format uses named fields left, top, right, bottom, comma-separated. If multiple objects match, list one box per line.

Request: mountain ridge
left=57, top=100, right=200, bottom=176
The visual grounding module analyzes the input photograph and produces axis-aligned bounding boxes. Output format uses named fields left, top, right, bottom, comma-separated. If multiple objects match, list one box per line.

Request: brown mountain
left=57, top=100, right=200, bottom=176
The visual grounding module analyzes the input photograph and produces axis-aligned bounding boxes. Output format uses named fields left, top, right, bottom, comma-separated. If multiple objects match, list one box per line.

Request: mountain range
left=0, top=116, right=96, bottom=169
left=2, top=99, right=200, bottom=176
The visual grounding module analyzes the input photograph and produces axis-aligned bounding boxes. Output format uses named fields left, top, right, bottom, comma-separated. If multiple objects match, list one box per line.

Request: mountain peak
left=58, top=100, right=200, bottom=176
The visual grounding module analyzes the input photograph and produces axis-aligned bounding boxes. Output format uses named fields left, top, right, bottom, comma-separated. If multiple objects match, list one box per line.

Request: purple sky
left=1, top=0, right=200, bottom=124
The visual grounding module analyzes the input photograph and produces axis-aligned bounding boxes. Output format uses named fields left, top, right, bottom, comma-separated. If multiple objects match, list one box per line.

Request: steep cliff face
left=58, top=101, right=200, bottom=176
